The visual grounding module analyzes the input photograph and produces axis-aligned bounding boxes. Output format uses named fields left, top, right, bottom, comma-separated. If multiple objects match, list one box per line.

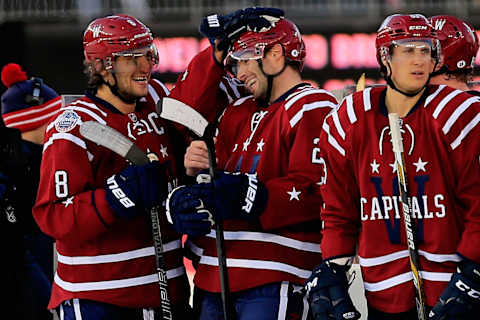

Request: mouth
left=245, top=77, right=257, bottom=92
left=132, top=76, right=149, bottom=85
left=411, top=71, right=425, bottom=77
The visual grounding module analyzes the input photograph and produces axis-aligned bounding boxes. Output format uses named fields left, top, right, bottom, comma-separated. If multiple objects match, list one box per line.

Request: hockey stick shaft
left=80, top=121, right=173, bottom=320
left=158, top=98, right=235, bottom=320
left=388, top=114, right=427, bottom=320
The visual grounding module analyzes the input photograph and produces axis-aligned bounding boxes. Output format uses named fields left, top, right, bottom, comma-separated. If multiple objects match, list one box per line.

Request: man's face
left=236, top=59, right=269, bottom=100
left=388, top=40, right=436, bottom=94
left=110, top=46, right=156, bottom=99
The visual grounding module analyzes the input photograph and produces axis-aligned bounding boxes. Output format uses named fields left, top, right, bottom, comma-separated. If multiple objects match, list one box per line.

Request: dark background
left=0, top=0, right=479, bottom=96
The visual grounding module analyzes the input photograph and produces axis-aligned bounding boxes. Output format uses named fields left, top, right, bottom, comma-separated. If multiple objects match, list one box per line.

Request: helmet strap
left=257, top=58, right=287, bottom=105
left=103, top=71, right=137, bottom=105
left=385, top=61, right=431, bottom=98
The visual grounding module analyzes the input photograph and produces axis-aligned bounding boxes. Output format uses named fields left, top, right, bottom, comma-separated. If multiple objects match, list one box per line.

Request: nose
left=136, top=56, right=152, bottom=72
left=236, top=60, right=249, bottom=81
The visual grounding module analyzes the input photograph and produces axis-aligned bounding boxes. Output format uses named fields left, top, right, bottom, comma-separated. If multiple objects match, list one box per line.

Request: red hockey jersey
left=179, top=77, right=337, bottom=292
left=320, top=85, right=480, bottom=313
left=33, top=79, right=190, bottom=309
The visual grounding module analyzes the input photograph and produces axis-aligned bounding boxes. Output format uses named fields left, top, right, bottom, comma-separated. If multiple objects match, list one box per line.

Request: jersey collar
left=378, top=86, right=429, bottom=117
left=85, top=90, right=124, bottom=114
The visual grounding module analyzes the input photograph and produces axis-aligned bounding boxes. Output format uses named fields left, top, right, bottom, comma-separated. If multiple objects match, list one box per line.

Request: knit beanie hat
left=1, top=63, right=62, bottom=132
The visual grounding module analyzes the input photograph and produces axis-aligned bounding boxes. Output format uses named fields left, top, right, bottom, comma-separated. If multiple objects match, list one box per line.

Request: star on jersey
left=370, top=159, right=380, bottom=174
left=389, top=161, right=398, bottom=173
left=62, top=196, right=74, bottom=208
left=160, top=144, right=168, bottom=158
left=232, top=144, right=238, bottom=152
left=287, top=187, right=301, bottom=201
left=256, top=138, right=265, bottom=152
left=413, top=157, right=428, bottom=172
left=243, top=140, right=250, bottom=151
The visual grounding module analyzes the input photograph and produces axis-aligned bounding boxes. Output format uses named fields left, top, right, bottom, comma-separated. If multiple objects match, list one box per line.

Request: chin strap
left=102, top=72, right=138, bottom=105
left=256, top=60, right=287, bottom=106
left=385, top=60, right=438, bottom=97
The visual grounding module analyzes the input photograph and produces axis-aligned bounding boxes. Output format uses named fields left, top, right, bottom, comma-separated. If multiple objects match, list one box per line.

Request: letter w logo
left=434, top=19, right=447, bottom=31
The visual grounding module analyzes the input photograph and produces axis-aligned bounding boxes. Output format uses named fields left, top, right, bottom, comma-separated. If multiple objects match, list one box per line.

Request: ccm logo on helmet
left=107, top=176, right=135, bottom=208
left=409, top=25, right=428, bottom=30
left=455, top=279, right=480, bottom=299
left=242, top=174, right=259, bottom=214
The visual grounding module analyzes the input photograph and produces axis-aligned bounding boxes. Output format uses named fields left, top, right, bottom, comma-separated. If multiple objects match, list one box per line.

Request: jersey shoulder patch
left=54, top=110, right=81, bottom=133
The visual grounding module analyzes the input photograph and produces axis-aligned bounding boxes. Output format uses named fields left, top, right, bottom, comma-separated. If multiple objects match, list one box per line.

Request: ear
left=269, top=44, right=284, bottom=60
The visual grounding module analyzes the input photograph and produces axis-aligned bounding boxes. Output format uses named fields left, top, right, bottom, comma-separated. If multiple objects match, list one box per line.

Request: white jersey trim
left=363, top=87, right=372, bottom=111
left=54, top=266, right=185, bottom=292
left=147, top=83, right=161, bottom=105
left=206, top=230, right=321, bottom=253
left=72, top=101, right=108, bottom=117
left=424, top=85, right=446, bottom=108
left=151, top=78, right=170, bottom=96
left=359, top=249, right=461, bottom=267
left=200, top=255, right=312, bottom=279
left=284, top=89, right=332, bottom=111
left=289, top=100, right=336, bottom=128
left=233, top=95, right=254, bottom=106
left=346, top=95, right=357, bottom=124
left=443, top=96, right=480, bottom=134
left=363, top=270, right=452, bottom=292
left=185, top=239, right=204, bottom=257
left=43, top=132, right=87, bottom=153
left=57, top=241, right=181, bottom=265
left=433, top=89, right=462, bottom=119
left=322, top=120, right=346, bottom=156
left=450, top=113, right=480, bottom=150
left=330, top=110, right=346, bottom=140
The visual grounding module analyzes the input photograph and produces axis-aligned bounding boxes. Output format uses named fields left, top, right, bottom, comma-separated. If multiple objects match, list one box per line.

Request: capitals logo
left=361, top=123, right=446, bottom=244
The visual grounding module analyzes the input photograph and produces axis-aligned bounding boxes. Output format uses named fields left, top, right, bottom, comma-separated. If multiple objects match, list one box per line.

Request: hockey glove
left=305, top=260, right=361, bottom=320
left=165, top=185, right=214, bottom=236
left=429, top=257, right=480, bottom=319
left=199, top=7, right=284, bottom=51
left=197, top=171, right=268, bottom=222
left=105, top=162, right=166, bottom=220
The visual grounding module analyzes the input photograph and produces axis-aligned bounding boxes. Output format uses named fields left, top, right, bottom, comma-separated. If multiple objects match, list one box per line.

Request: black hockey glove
left=305, top=260, right=361, bottom=320
left=105, top=162, right=167, bottom=220
left=429, top=257, right=480, bottom=319
left=199, top=7, right=284, bottom=51
left=165, top=184, right=214, bottom=236
left=197, top=171, right=268, bottom=222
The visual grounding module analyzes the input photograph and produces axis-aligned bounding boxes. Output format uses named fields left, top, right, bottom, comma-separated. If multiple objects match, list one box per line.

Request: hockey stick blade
left=80, top=121, right=149, bottom=166
left=157, top=97, right=209, bottom=138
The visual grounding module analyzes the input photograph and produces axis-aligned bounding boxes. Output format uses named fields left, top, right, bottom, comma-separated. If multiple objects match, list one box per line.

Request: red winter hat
left=1, top=63, right=61, bottom=132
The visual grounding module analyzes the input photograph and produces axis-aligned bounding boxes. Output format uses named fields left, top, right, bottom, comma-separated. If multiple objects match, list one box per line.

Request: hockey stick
left=388, top=113, right=427, bottom=320
left=79, top=121, right=173, bottom=320
left=158, top=97, right=235, bottom=320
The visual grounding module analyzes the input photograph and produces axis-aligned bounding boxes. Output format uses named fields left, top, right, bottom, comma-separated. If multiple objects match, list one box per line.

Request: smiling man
left=165, top=10, right=339, bottom=319
left=33, top=14, right=191, bottom=319
left=305, top=14, right=480, bottom=320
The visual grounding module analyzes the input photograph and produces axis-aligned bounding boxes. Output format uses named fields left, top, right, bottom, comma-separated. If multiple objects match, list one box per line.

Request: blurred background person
left=0, top=62, right=62, bottom=319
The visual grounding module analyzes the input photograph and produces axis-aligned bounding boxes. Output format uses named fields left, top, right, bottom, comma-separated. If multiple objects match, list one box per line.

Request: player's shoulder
left=424, top=84, right=480, bottom=151
left=147, top=78, right=169, bottom=99
left=334, top=86, right=384, bottom=125
left=45, top=96, right=108, bottom=138
left=284, top=83, right=338, bottom=108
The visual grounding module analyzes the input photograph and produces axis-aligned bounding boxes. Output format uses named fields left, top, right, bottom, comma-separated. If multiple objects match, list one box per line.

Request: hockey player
left=304, top=13, right=480, bottom=320
left=33, top=15, right=191, bottom=319
left=165, top=8, right=338, bottom=319
left=429, top=15, right=480, bottom=95
left=1, top=63, right=61, bottom=320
